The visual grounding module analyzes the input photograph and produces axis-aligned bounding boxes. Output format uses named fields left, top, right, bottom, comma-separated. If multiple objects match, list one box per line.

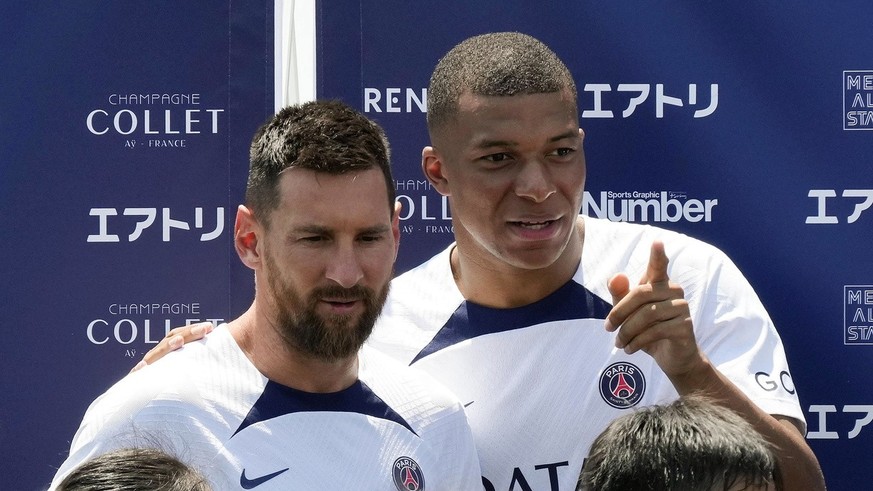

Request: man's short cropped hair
left=246, top=100, right=394, bottom=226
left=426, top=32, right=578, bottom=132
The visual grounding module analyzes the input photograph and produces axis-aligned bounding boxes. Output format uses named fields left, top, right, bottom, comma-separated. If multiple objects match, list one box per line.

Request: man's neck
left=450, top=217, right=585, bottom=308
left=228, top=306, right=359, bottom=393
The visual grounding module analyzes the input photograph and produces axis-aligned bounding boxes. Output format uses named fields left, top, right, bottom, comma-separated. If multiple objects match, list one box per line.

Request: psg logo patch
left=392, top=456, right=425, bottom=491
left=599, top=361, right=646, bottom=409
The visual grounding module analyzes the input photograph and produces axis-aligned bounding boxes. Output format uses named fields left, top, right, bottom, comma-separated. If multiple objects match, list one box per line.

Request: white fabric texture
left=369, top=215, right=803, bottom=490
left=51, top=325, right=481, bottom=490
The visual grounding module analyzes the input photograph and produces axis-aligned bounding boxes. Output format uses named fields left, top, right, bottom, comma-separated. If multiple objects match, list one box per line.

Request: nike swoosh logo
left=240, top=468, right=289, bottom=489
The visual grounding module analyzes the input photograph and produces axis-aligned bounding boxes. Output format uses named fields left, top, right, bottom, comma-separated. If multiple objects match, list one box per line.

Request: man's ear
left=235, top=205, right=261, bottom=269
left=422, top=146, right=451, bottom=197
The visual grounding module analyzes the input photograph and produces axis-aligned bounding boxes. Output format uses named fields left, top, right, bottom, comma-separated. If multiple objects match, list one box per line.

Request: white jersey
left=369, top=216, right=804, bottom=491
left=51, top=325, right=481, bottom=490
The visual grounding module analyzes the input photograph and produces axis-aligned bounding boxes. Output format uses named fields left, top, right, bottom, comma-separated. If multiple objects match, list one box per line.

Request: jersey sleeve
left=685, top=244, right=807, bottom=431
left=49, top=367, right=227, bottom=489
left=432, top=400, right=483, bottom=490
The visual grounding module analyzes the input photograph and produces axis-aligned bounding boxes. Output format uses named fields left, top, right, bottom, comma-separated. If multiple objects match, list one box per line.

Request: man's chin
left=497, top=246, right=565, bottom=271
left=319, top=315, right=362, bottom=333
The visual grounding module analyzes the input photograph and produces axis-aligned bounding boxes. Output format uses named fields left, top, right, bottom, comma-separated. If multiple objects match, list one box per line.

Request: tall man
left=371, top=32, right=823, bottom=490
left=142, top=33, right=826, bottom=490
left=51, top=101, right=482, bottom=489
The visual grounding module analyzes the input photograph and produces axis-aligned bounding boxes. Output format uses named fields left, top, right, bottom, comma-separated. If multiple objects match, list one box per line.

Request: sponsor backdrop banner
left=3, top=2, right=871, bottom=489
left=315, top=2, right=872, bottom=489
left=0, top=2, right=273, bottom=488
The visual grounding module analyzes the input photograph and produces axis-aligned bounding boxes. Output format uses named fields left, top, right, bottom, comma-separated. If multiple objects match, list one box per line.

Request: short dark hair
left=426, top=32, right=577, bottom=132
left=246, top=100, right=394, bottom=226
left=56, top=447, right=210, bottom=491
left=577, top=395, right=780, bottom=491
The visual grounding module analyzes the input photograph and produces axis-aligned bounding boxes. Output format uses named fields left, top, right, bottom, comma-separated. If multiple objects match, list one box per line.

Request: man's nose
left=324, top=246, right=365, bottom=288
left=515, top=160, right=556, bottom=203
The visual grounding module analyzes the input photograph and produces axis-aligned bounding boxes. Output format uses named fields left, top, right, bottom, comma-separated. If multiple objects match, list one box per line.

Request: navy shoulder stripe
left=411, top=280, right=611, bottom=364
left=232, top=380, right=417, bottom=437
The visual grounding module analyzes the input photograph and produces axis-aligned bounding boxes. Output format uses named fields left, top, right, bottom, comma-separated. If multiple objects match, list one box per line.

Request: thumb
left=605, top=273, right=630, bottom=332
left=641, top=240, right=669, bottom=285
left=608, top=273, right=631, bottom=304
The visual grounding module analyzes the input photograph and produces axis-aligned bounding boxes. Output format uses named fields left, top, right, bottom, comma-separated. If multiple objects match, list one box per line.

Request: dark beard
left=265, top=256, right=389, bottom=362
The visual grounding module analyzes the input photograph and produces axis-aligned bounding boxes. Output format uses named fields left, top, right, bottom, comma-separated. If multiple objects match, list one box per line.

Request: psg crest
left=599, top=361, right=646, bottom=409
left=393, top=456, right=425, bottom=491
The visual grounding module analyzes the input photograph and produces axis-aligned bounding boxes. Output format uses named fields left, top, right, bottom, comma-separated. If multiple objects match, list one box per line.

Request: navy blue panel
left=233, top=380, right=417, bottom=437
left=0, top=2, right=272, bottom=488
left=411, top=280, right=612, bottom=363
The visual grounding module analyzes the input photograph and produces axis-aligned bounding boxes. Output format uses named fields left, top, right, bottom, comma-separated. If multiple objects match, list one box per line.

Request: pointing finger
left=641, top=240, right=669, bottom=285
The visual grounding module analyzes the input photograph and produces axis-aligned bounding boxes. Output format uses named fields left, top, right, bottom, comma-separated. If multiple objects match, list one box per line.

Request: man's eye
left=483, top=153, right=511, bottom=162
left=551, top=147, right=575, bottom=157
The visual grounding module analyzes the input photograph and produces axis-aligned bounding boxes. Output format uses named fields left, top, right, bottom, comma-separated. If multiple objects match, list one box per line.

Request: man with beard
left=50, top=101, right=481, bottom=490
left=135, top=34, right=824, bottom=490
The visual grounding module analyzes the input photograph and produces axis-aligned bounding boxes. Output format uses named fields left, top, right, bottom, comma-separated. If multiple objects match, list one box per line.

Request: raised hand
left=604, top=241, right=702, bottom=378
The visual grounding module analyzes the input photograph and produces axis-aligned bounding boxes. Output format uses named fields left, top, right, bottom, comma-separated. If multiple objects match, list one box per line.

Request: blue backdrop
left=316, top=2, right=872, bottom=490
left=0, top=2, right=273, bottom=488
left=1, top=2, right=870, bottom=489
